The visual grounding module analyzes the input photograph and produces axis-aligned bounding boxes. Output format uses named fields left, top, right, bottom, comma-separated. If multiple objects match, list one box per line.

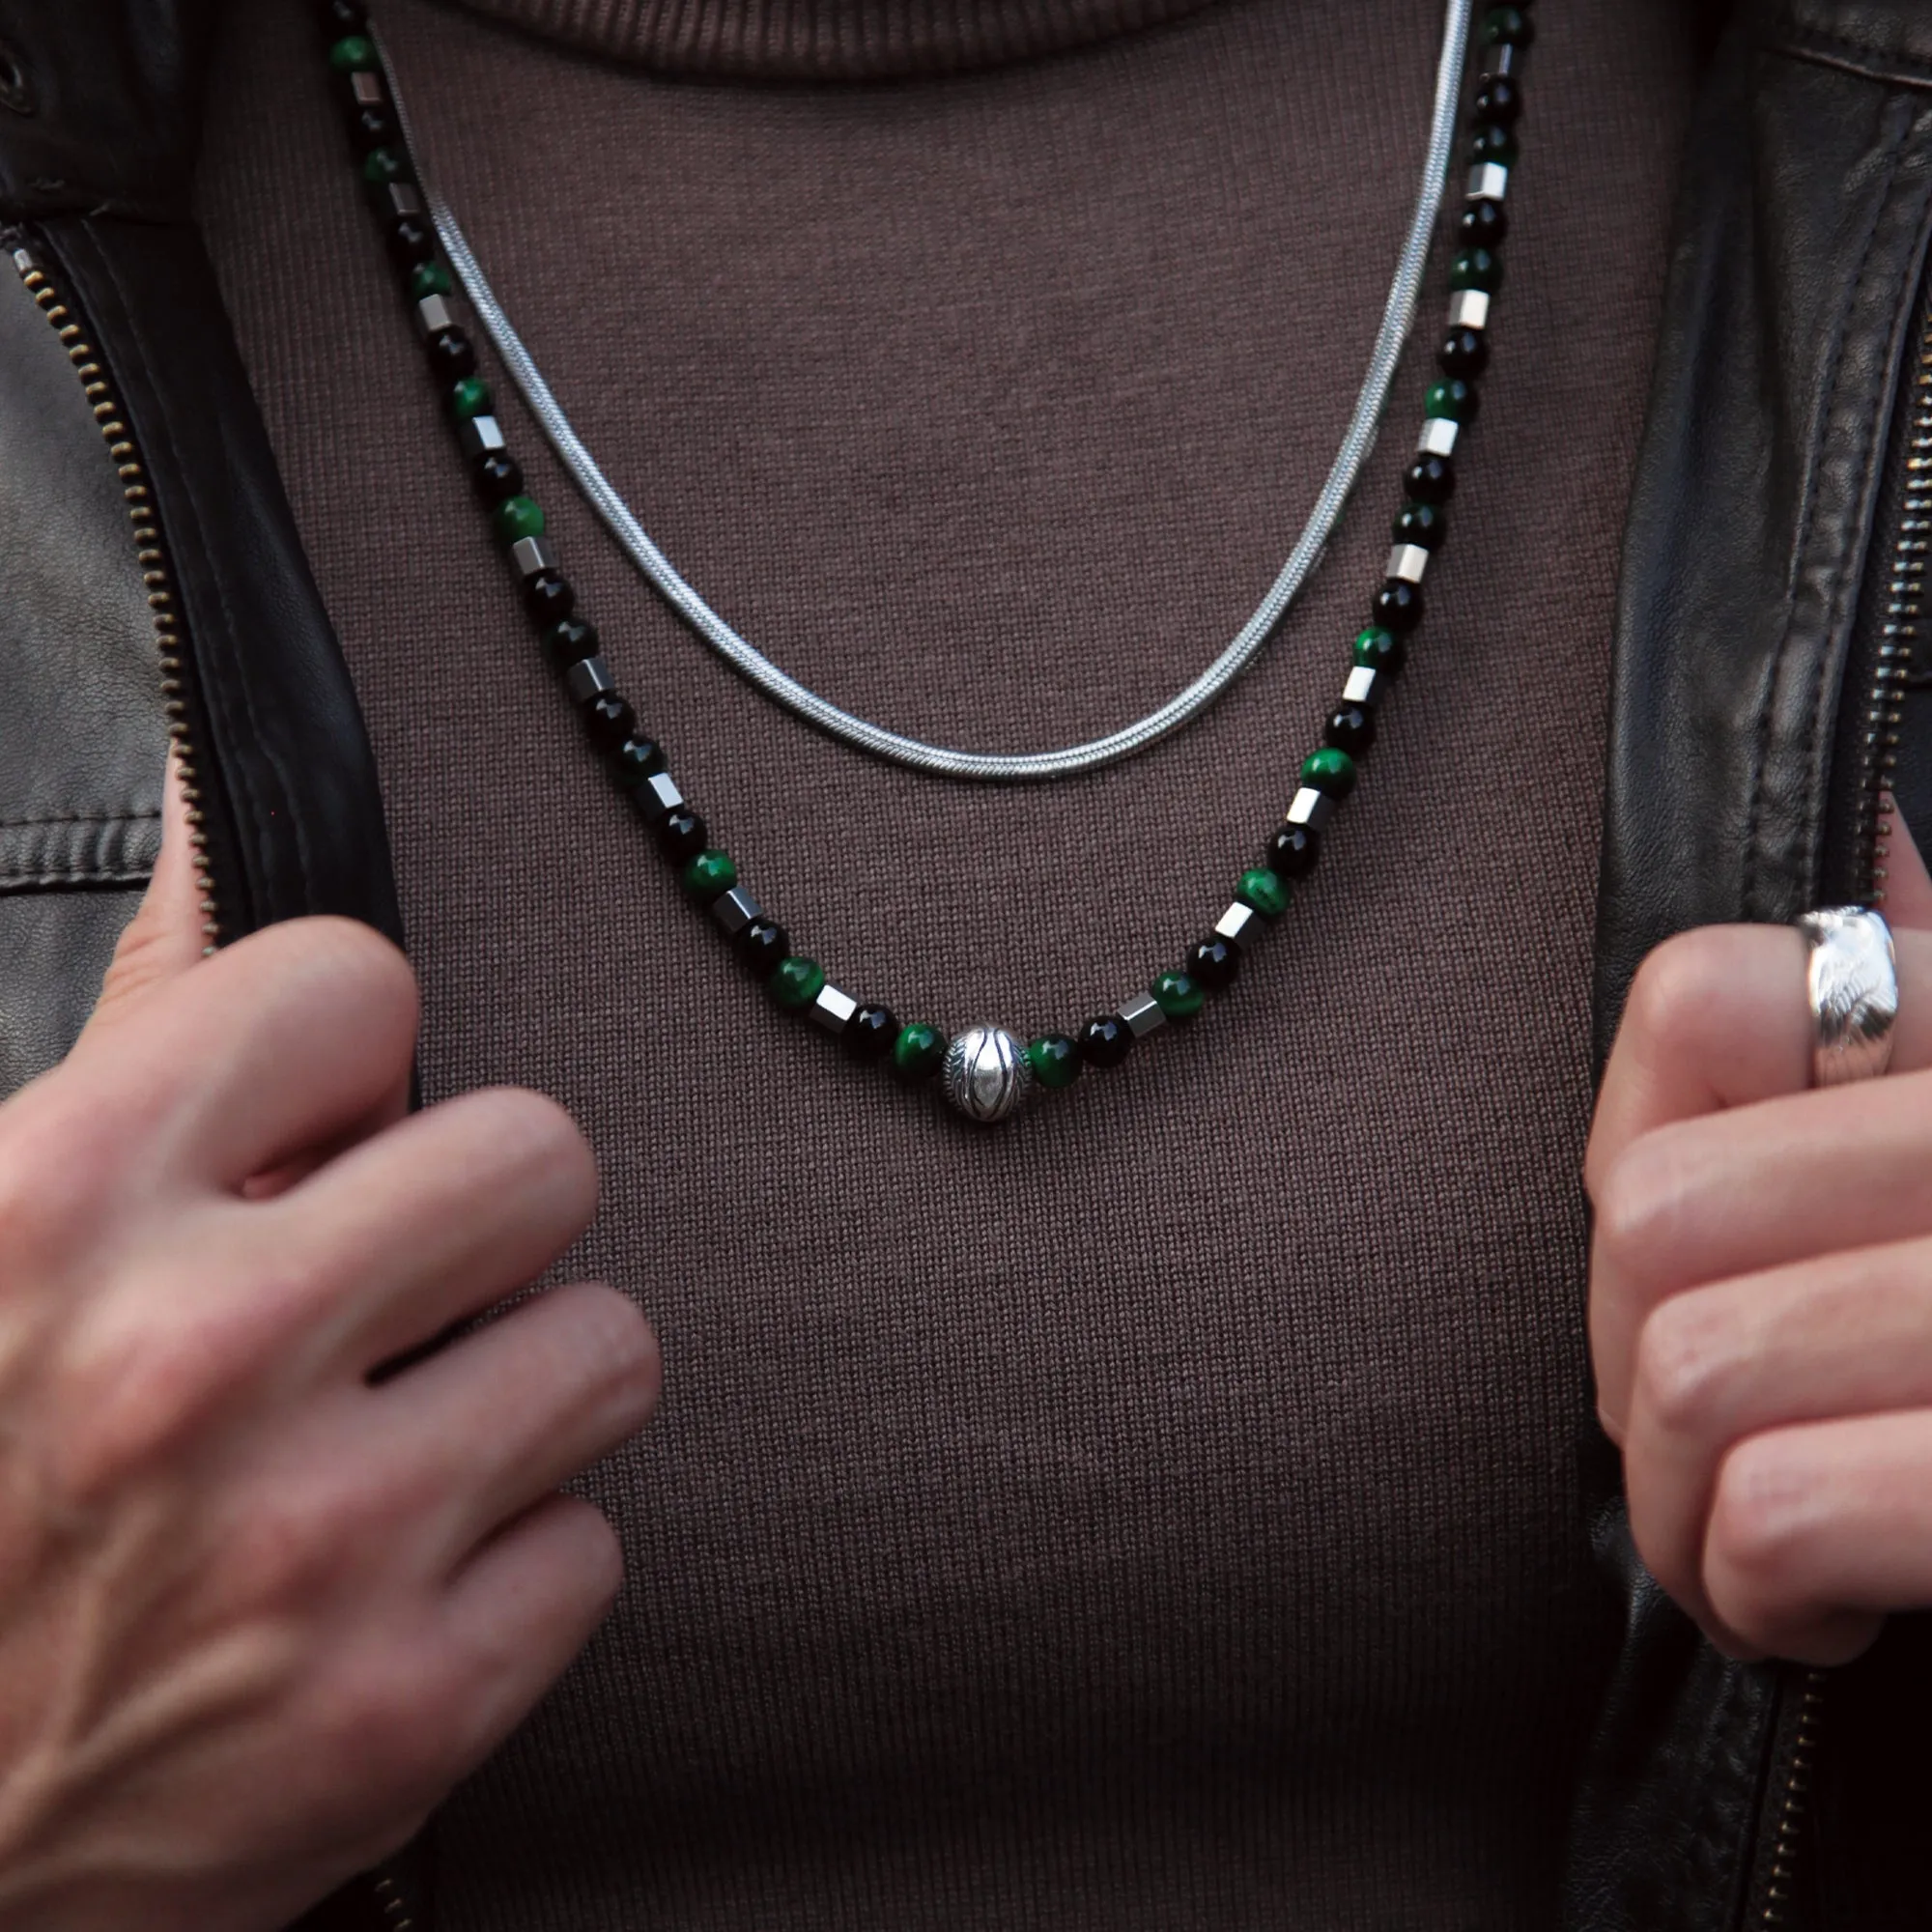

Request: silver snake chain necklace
left=373, top=0, right=1471, bottom=782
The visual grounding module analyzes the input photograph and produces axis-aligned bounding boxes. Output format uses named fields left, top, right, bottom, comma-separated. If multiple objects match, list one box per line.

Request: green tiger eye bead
left=770, top=955, right=826, bottom=1010
left=491, top=494, right=545, bottom=544
left=361, top=148, right=408, bottom=187
left=448, top=375, right=493, bottom=420
left=681, top=849, right=737, bottom=903
left=891, top=1021, right=948, bottom=1082
left=409, top=260, right=454, bottom=300
left=1423, top=378, right=1478, bottom=424
left=1353, top=626, right=1406, bottom=676
left=327, top=34, right=376, bottom=71
left=1025, top=1034, right=1082, bottom=1091
left=1449, top=246, right=1504, bottom=295
left=1237, top=867, right=1290, bottom=918
left=1301, top=746, right=1357, bottom=798
left=1151, top=971, right=1205, bottom=1022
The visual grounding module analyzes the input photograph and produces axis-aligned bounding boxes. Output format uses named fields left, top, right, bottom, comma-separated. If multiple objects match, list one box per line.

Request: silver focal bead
left=942, top=1025, right=1032, bottom=1124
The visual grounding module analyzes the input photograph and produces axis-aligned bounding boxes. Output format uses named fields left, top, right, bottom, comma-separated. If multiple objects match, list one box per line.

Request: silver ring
left=1797, top=906, right=1898, bottom=1086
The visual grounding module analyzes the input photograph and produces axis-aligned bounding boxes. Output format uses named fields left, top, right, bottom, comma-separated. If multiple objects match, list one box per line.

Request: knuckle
left=1706, top=1435, right=1819, bottom=1614
left=257, top=917, right=419, bottom=1053
left=217, top=1478, right=371, bottom=1616
left=1590, top=1139, right=1682, bottom=1286
left=312, top=1652, right=467, bottom=1821
left=559, top=1287, right=660, bottom=1425
left=1634, top=1290, right=1743, bottom=1443
left=1623, top=931, right=1729, bottom=1063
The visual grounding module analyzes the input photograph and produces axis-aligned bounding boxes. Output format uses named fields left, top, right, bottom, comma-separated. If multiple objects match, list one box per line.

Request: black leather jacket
left=3, top=3, right=1931, bottom=1926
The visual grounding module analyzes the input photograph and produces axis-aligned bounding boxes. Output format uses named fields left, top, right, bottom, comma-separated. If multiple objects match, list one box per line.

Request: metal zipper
left=7, top=239, right=220, bottom=948
left=1747, top=1666, right=1827, bottom=1929
left=1845, top=310, right=1932, bottom=910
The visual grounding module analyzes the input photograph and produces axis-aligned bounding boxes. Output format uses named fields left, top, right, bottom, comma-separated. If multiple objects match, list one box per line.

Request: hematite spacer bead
left=456, top=412, right=505, bottom=460
left=1403, top=453, right=1455, bottom=504
left=509, top=536, right=559, bottom=581
left=1268, top=821, right=1321, bottom=877
left=1466, top=160, right=1511, bottom=202
left=1458, top=200, right=1508, bottom=250
left=616, top=736, right=670, bottom=789
left=1387, top=543, right=1430, bottom=585
left=1437, top=325, right=1490, bottom=380
left=655, top=805, right=705, bottom=862
left=372, top=183, right=423, bottom=225
left=425, top=327, right=476, bottom=383
left=1343, top=665, right=1383, bottom=707
left=1449, top=289, right=1492, bottom=331
left=1214, top=901, right=1259, bottom=945
left=631, top=770, right=684, bottom=824
left=471, top=450, right=525, bottom=506
left=1080, top=1013, right=1134, bottom=1067
left=1187, top=936, right=1240, bottom=992
left=943, top=1026, right=1032, bottom=1123
left=522, top=569, right=574, bottom=624
left=1394, top=500, right=1447, bottom=550
left=346, top=71, right=385, bottom=108
left=543, top=615, right=599, bottom=667
left=1325, top=703, right=1377, bottom=757
left=583, top=692, right=637, bottom=752
left=1417, top=417, right=1460, bottom=458
left=710, top=886, right=761, bottom=938
left=1119, top=991, right=1167, bottom=1038
left=1473, top=72, right=1522, bottom=128
left=735, top=916, right=789, bottom=980
left=1372, top=579, right=1424, bottom=634
left=810, top=984, right=859, bottom=1037
left=413, top=294, right=462, bottom=340
left=844, top=1004, right=898, bottom=1062
left=1286, top=785, right=1336, bottom=831
left=563, top=655, right=614, bottom=705
left=1481, top=39, right=1525, bottom=78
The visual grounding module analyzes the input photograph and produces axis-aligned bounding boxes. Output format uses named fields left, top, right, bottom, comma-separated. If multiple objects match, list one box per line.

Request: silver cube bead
left=509, top=536, right=557, bottom=579
left=1343, top=666, right=1382, bottom=708
left=810, top=984, right=859, bottom=1036
left=564, top=655, right=613, bottom=704
left=1387, top=543, right=1430, bottom=585
left=375, top=184, right=424, bottom=223
left=1120, top=991, right=1166, bottom=1038
left=1286, top=786, right=1335, bottom=832
left=1466, top=162, right=1510, bottom=203
left=710, top=887, right=762, bottom=938
left=1417, top=417, right=1460, bottom=458
left=1214, top=901, right=1258, bottom=945
left=638, top=770, right=684, bottom=819
left=349, top=72, right=384, bottom=106
left=414, top=294, right=462, bottom=340
left=1449, top=289, right=1491, bottom=331
left=457, top=413, right=506, bottom=461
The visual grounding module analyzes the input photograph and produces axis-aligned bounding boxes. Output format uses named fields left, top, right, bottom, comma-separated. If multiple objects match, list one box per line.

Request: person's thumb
left=87, top=753, right=211, bottom=1033
left=1882, top=796, right=1932, bottom=932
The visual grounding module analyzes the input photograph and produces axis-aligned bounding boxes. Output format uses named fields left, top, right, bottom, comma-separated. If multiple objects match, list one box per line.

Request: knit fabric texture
left=198, top=0, right=1698, bottom=1922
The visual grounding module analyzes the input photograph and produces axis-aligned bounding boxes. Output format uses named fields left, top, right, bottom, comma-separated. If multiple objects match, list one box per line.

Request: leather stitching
left=0, top=810, right=159, bottom=830
left=1772, top=26, right=1932, bottom=93
left=1744, top=84, right=1914, bottom=918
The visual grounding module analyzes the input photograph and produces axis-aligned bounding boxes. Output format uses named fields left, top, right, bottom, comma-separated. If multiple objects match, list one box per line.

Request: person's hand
left=0, top=759, right=660, bottom=1931
left=1587, top=807, right=1932, bottom=1665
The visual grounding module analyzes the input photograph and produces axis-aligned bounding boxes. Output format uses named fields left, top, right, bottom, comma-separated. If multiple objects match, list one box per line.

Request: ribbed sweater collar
left=443, top=0, right=1224, bottom=79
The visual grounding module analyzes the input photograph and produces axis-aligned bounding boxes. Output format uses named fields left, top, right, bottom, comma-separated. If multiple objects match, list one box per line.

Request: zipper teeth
left=10, top=244, right=220, bottom=949
left=1755, top=1668, right=1827, bottom=1929
left=1862, top=327, right=1932, bottom=907
left=372, top=1872, right=415, bottom=1930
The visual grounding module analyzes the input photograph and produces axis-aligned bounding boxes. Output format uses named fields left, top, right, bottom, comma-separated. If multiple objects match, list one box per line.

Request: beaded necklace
left=309, top=0, right=1535, bottom=1123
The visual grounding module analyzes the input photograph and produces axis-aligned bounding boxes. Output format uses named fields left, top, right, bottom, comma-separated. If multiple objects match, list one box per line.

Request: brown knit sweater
left=197, top=1, right=1698, bottom=1922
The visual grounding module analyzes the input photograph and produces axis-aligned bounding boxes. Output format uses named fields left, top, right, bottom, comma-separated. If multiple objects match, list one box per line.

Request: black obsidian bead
left=470, top=450, right=525, bottom=506
left=1473, top=73, right=1522, bottom=127
left=386, top=216, right=436, bottom=270
left=523, top=570, right=575, bottom=625
left=1403, top=453, right=1456, bottom=505
left=1437, top=327, right=1490, bottom=381
left=583, top=692, right=637, bottom=751
left=1393, top=500, right=1447, bottom=550
left=1187, top=936, right=1240, bottom=993
left=543, top=615, right=599, bottom=668
left=1372, top=580, right=1424, bottom=634
left=614, top=735, right=668, bottom=787
left=1482, top=5, right=1535, bottom=47
left=655, top=806, right=706, bottom=863
left=1267, top=823, right=1321, bottom=879
left=735, top=916, right=789, bottom=980
left=1468, top=123, right=1520, bottom=168
left=843, top=1005, right=898, bottom=1062
left=1325, top=703, right=1378, bottom=757
left=1080, top=1014, right=1134, bottom=1069
left=425, top=327, right=476, bottom=383
left=321, top=0, right=368, bottom=30
left=347, top=104, right=397, bottom=154
left=1459, top=200, right=1509, bottom=251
